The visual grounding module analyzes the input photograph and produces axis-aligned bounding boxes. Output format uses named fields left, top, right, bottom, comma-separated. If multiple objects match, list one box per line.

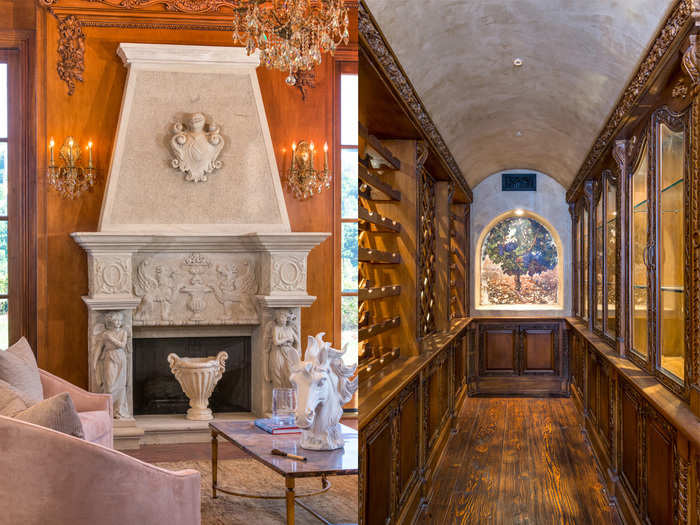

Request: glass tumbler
left=272, top=388, right=297, bottom=426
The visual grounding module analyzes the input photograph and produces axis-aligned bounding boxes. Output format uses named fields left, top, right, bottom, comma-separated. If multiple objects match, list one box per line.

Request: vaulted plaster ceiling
left=365, top=0, right=675, bottom=188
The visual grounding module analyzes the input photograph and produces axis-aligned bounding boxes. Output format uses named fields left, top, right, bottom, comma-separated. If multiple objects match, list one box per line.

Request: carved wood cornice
left=39, top=0, right=356, bottom=95
left=566, top=0, right=694, bottom=202
left=358, top=1, right=472, bottom=203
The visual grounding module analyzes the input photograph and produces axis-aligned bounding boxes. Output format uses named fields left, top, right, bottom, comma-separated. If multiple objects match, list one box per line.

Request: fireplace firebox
left=132, top=336, right=251, bottom=415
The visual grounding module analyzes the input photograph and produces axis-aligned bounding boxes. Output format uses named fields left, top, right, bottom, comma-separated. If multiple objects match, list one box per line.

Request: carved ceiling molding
left=358, top=1, right=472, bottom=202
left=38, top=0, right=356, bottom=97
left=566, top=0, right=693, bottom=202
left=87, top=0, right=244, bottom=12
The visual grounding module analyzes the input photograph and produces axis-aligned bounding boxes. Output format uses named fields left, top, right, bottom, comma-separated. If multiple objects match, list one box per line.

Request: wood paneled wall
left=359, top=320, right=470, bottom=525
left=34, top=4, right=357, bottom=387
left=0, top=1, right=35, bottom=31
left=473, top=318, right=569, bottom=397
left=569, top=318, right=700, bottom=525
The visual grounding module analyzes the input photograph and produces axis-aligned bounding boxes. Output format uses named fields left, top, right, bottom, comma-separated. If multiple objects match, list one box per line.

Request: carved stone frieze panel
left=88, top=254, right=132, bottom=297
left=132, top=252, right=260, bottom=326
left=270, top=254, right=307, bottom=292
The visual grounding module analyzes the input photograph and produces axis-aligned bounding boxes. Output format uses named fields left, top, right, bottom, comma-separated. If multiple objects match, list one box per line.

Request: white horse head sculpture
left=289, top=332, right=358, bottom=450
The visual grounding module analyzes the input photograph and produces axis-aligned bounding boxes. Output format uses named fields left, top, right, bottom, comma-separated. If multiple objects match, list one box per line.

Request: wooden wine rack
left=449, top=199, right=468, bottom=320
left=358, top=125, right=403, bottom=379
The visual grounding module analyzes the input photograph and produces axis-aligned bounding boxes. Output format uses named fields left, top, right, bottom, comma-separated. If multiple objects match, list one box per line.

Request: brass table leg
left=285, top=477, right=295, bottom=525
left=211, top=431, right=218, bottom=499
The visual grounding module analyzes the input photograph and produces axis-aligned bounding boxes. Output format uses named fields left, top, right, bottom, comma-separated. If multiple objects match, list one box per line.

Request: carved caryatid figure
left=134, top=259, right=176, bottom=322
left=264, top=309, right=301, bottom=390
left=170, top=113, right=224, bottom=183
left=93, top=311, right=130, bottom=419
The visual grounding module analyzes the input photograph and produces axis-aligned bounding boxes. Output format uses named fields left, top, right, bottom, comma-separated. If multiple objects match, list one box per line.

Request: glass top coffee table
left=210, top=421, right=358, bottom=524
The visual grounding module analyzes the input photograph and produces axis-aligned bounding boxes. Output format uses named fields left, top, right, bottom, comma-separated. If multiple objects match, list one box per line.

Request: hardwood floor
left=419, top=398, right=621, bottom=525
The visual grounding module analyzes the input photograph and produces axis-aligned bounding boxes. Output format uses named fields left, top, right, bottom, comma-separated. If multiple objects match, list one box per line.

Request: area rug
left=154, top=458, right=358, bottom=525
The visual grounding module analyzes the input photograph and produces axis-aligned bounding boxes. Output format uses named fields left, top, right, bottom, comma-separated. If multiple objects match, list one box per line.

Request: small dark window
left=502, top=172, right=536, bottom=192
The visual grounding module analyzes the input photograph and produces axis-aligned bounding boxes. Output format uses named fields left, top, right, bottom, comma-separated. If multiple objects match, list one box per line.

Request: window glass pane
left=341, top=148, right=358, bottom=218
left=0, top=64, right=6, bottom=139
left=0, top=142, right=6, bottom=216
left=0, top=298, right=6, bottom=349
left=631, top=145, right=648, bottom=359
left=594, top=196, right=603, bottom=330
left=659, top=124, right=684, bottom=380
left=582, top=208, right=588, bottom=320
left=0, top=221, right=6, bottom=296
left=340, top=74, right=358, bottom=146
left=341, top=295, right=358, bottom=366
left=341, top=222, right=358, bottom=292
left=574, top=216, right=580, bottom=316
left=605, top=179, right=618, bottom=338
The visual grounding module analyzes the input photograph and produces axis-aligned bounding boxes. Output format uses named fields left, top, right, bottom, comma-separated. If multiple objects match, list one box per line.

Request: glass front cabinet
left=574, top=103, right=692, bottom=401
left=642, top=108, right=688, bottom=395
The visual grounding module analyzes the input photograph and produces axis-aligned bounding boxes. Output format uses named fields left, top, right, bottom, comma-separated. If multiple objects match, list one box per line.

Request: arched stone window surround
left=475, top=209, right=564, bottom=310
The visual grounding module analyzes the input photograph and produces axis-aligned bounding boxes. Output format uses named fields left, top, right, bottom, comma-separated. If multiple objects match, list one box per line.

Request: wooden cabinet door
left=520, top=324, right=558, bottom=375
left=479, top=325, right=518, bottom=375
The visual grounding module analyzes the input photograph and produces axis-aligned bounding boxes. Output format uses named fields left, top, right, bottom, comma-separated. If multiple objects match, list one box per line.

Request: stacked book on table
left=254, top=418, right=301, bottom=435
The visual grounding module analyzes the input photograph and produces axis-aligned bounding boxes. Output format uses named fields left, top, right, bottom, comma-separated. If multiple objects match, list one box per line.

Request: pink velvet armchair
left=0, top=415, right=201, bottom=525
left=39, top=368, right=114, bottom=447
left=0, top=370, right=201, bottom=524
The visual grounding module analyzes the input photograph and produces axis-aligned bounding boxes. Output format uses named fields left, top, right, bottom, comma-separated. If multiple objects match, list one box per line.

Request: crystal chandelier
left=232, top=0, right=350, bottom=86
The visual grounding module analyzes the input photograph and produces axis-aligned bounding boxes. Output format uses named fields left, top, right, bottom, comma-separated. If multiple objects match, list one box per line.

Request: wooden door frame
left=0, top=30, right=37, bottom=352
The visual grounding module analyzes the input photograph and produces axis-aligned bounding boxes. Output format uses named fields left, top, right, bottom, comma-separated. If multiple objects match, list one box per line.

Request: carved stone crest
left=170, top=113, right=224, bottom=182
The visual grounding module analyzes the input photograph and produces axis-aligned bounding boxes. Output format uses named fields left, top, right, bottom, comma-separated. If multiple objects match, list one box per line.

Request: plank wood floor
left=418, top=398, right=621, bottom=525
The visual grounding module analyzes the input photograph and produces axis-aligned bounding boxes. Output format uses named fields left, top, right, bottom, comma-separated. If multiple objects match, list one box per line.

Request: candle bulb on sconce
left=46, top=136, right=97, bottom=200
left=286, top=139, right=332, bottom=200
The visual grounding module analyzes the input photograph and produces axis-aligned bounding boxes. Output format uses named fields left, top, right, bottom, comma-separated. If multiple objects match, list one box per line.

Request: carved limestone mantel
left=72, top=44, right=329, bottom=431
left=73, top=231, right=328, bottom=420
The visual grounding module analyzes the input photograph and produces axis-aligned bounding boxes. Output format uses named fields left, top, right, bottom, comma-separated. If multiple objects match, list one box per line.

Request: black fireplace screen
left=132, top=336, right=251, bottom=415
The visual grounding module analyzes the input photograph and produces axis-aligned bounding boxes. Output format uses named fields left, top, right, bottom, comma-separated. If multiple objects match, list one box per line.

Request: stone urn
left=167, top=351, right=228, bottom=421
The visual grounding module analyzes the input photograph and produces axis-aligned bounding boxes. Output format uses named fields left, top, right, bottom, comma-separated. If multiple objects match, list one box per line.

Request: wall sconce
left=47, top=136, right=96, bottom=200
left=286, top=140, right=331, bottom=200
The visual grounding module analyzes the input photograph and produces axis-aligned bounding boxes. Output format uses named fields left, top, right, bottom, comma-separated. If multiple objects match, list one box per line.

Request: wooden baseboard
left=474, top=376, right=569, bottom=397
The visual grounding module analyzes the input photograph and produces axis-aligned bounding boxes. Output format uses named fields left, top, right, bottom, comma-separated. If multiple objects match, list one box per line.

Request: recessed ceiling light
left=514, top=209, right=524, bottom=216
left=513, top=58, right=523, bottom=67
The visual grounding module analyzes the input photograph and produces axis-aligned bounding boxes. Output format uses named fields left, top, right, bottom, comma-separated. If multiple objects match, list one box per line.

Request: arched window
left=476, top=211, right=563, bottom=309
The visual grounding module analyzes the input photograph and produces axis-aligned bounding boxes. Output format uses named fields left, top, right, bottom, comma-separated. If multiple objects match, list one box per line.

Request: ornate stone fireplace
left=72, top=43, right=327, bottom=447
